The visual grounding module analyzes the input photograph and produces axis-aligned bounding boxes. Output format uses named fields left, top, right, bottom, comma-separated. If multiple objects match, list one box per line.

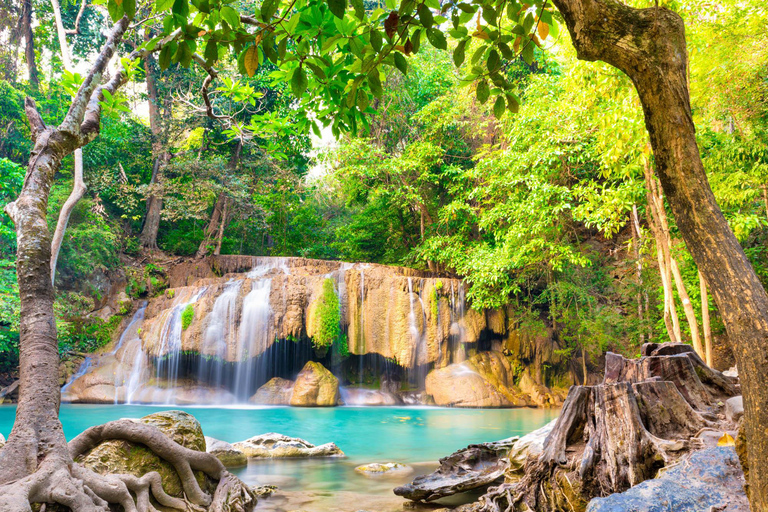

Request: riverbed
left=0, top=405, right=558, bottom=510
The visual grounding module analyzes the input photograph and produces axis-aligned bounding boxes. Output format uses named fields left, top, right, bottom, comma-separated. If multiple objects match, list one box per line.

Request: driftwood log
left=476, top=343, right=739, bottom=512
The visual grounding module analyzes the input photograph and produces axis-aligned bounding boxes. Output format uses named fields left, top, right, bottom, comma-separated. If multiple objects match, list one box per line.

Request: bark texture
left=550, top=1, right=768, bottom=509
left=475, top=343, right=737, bottom=512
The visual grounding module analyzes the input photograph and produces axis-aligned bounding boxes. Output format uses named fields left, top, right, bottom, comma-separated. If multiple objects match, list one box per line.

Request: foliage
left=181, top=304, right=195, bottom=331
left=312, top=278, right=342, bottom=350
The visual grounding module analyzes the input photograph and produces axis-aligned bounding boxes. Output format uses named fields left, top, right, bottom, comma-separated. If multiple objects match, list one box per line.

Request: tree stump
left=476, top=343, right=738, bottom=512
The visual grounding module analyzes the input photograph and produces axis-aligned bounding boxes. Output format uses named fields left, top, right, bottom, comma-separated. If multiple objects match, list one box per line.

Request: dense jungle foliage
left=0, top=0, right=765, bottom=374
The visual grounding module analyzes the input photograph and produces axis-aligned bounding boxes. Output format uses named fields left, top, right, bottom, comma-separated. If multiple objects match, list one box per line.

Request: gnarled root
left=0, top=419, right=255, bottom=512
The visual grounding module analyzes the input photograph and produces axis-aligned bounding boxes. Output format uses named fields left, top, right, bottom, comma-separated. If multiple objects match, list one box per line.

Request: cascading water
left=155, top=288, right=207, bottom=403
left=197, top=279, right=242, bottom=392
left=449, top=281, right=467, bottom=364
left=406, top=277, right=429, bottom=387
left=234, top=278, right=273, bottom=399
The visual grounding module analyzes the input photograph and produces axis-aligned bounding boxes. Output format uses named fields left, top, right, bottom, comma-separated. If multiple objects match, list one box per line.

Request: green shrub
left=312, top=278, right=341, bottom=350
left=181, top=304, right=195, bottom=330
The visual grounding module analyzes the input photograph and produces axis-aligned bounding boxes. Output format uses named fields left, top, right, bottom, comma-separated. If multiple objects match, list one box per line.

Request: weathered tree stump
left=475, top=343, right=738, bottom=512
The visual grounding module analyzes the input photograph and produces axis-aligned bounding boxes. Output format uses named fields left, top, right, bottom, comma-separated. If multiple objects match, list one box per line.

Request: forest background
left=0, top=0, right=766, bottom=376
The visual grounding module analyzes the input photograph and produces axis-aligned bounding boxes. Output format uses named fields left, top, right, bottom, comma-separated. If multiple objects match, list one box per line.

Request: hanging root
left=0, top=419, right=255, bottom=512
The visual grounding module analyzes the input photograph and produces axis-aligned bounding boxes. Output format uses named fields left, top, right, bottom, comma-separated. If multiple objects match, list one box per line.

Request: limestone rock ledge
left=232, top=433, right=344, bottom=458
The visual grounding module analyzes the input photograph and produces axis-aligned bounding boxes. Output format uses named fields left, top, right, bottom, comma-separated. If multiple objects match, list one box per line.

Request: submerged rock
left=586, top=446, right=749, bottom=512
left=425, top=351, right=531, bottom=407
left=394, top=438, right=517, bottom=501
left=76, top=410, right=214, bottom=498
left=355, top=462, right=413, bottom=476
left=290, top=361, right=339, bottom=406
left=341, top=387, right=401, bottom=406
left=206, top=436, right=247, bottom=468
left=232, top=433, right=344, bottom=458
left=250, top=377, right=295, bottom=405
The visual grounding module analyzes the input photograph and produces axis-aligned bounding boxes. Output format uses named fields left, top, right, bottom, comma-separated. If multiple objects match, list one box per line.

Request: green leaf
left=370, top=29, right=383, bottom=52
left=124, top=0, right=136, bottom=19
left=305, top=61, right=327, bottom=80
left=107, top=0, right=124, bottom=22
left=261, top=0, right=279, bottom=21
left=498, top=41, right=514, bottom=60
left=487, top=48, right=500, bottom=72
left=155, top=0, right=174, bottom=12
left=204, top=40, right=218, bottom=65
left=394, top=51, right=407, bottom=74
left=523, top=12, right=535, bottom=33
left=220, top=6, right=240, bottom=28
left=522, top=40, right=534, bottom=65
left=481, top=6, right=496, bottom=26
left=351, top=0, right=365, bottom=20
left=291, top=65, right=308, bottom=97
left=172, top=0, right=188, bottom=19
left=506, top=93, right=520, bottom=113
left=356, top=89, right=369, bottom=111
left=476, top=79, right=489, bottom=104
left=426, top=28, right=446, bottom=50
left=418, top=4, right=433, bottom=28
left=327, top=0, right=347, bottom=19
left=158, top=44, right=172, bottom=70
left=457, top=2, right=475, bottom=13
left=367, top=68, right=382, bottom=97
left=453, top=39, right=466, bottom=67
left=493, top=95, right=505, bottom=119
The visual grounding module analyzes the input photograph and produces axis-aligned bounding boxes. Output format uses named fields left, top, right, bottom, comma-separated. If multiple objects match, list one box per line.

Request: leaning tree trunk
left=0, top=18, right=256, bottom=511
left=21, top=0, right=39, bottom=90
left=550, top=1, right=768, bottom=509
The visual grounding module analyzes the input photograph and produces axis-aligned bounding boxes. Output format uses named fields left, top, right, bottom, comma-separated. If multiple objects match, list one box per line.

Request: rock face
left=394, top=438, right=518, bottom=501
left=232, top=433, right=344, bottom=458
left=726, top=395, right=744, bottom=423
left=250, top=377, right=295, bottom=405
left=76, top=410, right=214, bottom=498
left=340, top=387, right=400, bottom=405
left=425, top=351, right=566, bottom=407
left=474, top=343, right=742, bottom=512
left=290, top=361, right=339, bottom=406
left=205, top=436, right=247, bottom=468
left=586, top=447, right=749, bottom=512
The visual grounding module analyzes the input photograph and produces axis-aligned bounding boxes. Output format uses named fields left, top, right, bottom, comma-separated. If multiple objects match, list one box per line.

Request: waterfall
left=406, top=278, right=429, bottom=386
left=60, top=356, right=93, bottom=395
left=197, top=279, right=242, bottom=392
left=155, top=288, right=207, bottom=403
left=234, top=278, right=272, bottom=400
left=111, top=302, right=147, bottom=403
left=449, top=281, right=467, bottom=363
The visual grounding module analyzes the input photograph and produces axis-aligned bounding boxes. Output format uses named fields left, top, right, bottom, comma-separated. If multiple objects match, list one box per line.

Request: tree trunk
left=213, top=196, right=228, bottom=256
left=700, top=270, right=713, bottom=367
left=21, top=0, right=39, bottom=90
left=630, top=205, right=645, bottom=344
left=196, top=192, right=226, bottom=257
left=550, top=1, right=768, bottom=508
left=670, top=257, right=703, bottom=357
left=139, top=52, right=168, bottom=250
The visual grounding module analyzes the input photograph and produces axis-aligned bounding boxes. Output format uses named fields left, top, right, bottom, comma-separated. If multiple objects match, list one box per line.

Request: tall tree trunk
left=214, top=196, right=228, bottom=256
left=670, top=257, right=703, bottom=356
left=700, top=270, right=713, bottom=367
left=630, top=205, right=646, bottom=344
left=551, top=1, right=768, bottom=508
left=21, top=0, right=39, bottom=90
left=139, top=52, right=168, bottom=250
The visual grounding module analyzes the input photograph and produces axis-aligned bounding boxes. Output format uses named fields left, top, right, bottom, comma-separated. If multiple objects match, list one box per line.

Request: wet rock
left=206, top=436, right=247, bottom=468
left=425, top=351, right=531, bottom=407
left=400, top=390, right=432, bottom=405
left=354, top=462, right=413, bottom=476
left=250, top=377, right=295, bottom=405
left=233, top=433, right=344, bottom=458
left=341, top=387, right=400, bottom=406
left=723, top=366, right=738, bottom=378
left=253, top=485, right=277, bottom=498
left=0, top=432, right=5, bottom=449
left=290, top=361, right=340, bottom=407
left=394, top=438, right=517, bottom=501
left=726, top=396, right=744, bottom=423
left=586, top=446, right=749, bottom=512
left=507, top=418, right=558, bottom=471
left=77, top=410, right=214, bottom=498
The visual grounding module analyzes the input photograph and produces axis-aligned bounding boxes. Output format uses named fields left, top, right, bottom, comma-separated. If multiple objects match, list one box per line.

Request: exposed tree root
left=0, top=419, right=255, bottom=512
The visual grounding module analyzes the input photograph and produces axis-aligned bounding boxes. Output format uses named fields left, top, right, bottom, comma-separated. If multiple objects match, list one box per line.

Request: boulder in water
left=355, top=462, right=413, bottom=476
left=250, top=377, right=295, bottom=405
left=205, top=436, right=247, bottom=468
left=394, top=438, right=517, bottom=501
left=232, top=433, right=344, bottom=458
left=425, top=351, right=531, bottom=407
left=76, top=410, right=215, bottom=498
left=290, top=361, right=339, bottom=406
left=586, top=446, right=749, bottom=512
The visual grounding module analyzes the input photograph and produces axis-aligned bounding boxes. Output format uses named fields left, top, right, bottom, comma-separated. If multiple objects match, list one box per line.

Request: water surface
left=0, top=405, right=557, bottom=504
